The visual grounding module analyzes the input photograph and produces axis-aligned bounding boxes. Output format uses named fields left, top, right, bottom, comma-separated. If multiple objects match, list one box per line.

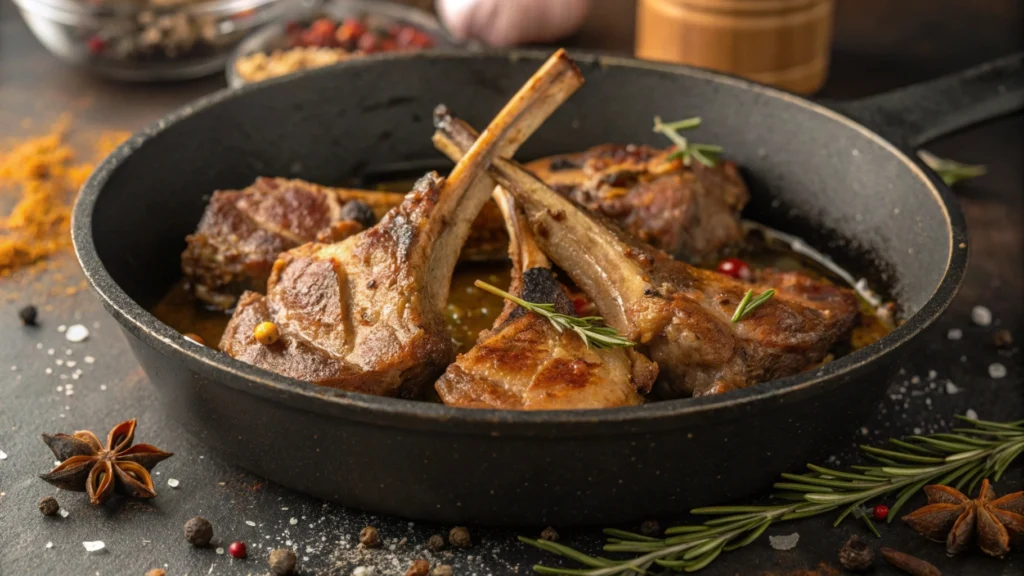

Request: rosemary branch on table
left=653, top=116, right=724, bottom=168
left=474, top=280, right=635, bottom=350
left=918, top=150, right=987, bottom=187
left=520, top=415, right=1024, bottom=575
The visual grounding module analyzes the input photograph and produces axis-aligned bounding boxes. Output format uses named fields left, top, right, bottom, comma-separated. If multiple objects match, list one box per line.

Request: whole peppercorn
left=993, top=329, right=1014, bottom=348
left=640, top=519, right=661, bottom=537
left=18, top=305, right=38, bottom=326
left=228, top=541, right=247, bottom=559
left=839, top=535, right=874, bottom=572
left=145, top=570, right=167, bottom=576
left=38, top=495, right=60, bottom=516
left=405, top=559, right=430, bottom=576
left=431, top=566, right=454, bottom=576
left=184, top=516, right=214, bottom=547
left=539, top=526, right=559, bottom=542
left=359, top=526, right=382, bottom=548
left=426, top=533, right=445, bottom=551
left=872, top=504, right=889, bottom=521
left=448, top=526, right=472, bottom=549
left=254, top=321, right=280, bottom=345
left=268, top=548, right=297, bottom=575
left=340, top=199, right=377, bottom=229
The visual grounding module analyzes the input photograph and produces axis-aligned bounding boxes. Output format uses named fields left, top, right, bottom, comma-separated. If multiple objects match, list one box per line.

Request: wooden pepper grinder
left=635, top=0, right=835, bottom=94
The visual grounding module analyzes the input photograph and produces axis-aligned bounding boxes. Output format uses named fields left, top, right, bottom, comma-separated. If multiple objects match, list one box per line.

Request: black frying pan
left=72, top=51, right=1023, bottom=526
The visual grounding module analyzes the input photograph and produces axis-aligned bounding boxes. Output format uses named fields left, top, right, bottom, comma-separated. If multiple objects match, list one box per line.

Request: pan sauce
left=152, top=226, right=892, bottom=365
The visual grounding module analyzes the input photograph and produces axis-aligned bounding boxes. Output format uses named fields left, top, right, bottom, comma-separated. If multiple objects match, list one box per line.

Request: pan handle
left=828, top=53, right=1023, bottom=149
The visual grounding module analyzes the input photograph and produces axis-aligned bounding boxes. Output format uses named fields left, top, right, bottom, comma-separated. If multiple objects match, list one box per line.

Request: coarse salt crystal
left=83, top=541, right=105, bottom=553
left=215, top=547, right=224, bottom=554
left=47, top=348, right=54, bottom=355
left=0, top=450, right=7, bottom=460
left=966, top=408, right=978, bottom=420
left=989, top=363, right=1007, bottom=379
left=59, top=509, right=69, bottom=518
left=45, top=542, right=53, bottom=549
left=45, top=368, right=53, bottom=375
left=353, top=567, right=375, bottom=576
left=65, top=324, right=90, bottom=343
left=769, top=533, right=800, bottom=551
left=64, top=349, right=72, bottom=355
left=971, top=306, right=992, bottom=326
left=289, top=518, right=298, bottom=525
left=57, top=325, right=67, bottom=333
left=913, top=427, right=922, bottom=434
left=245, top=520, right=256, bottom=527
left=167, top=478, right=180, bottom=488
left=84, top=356, right=95, bottom=364
left=927, top=370, right=937, bottom=380
left=100, top=385, right=107, bottom=391
left=66, top=361, right=76, bottom=368
left=947, top=328, right=962, bottom=340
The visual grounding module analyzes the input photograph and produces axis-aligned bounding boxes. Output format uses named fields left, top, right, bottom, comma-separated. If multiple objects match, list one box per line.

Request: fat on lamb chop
left=434, top=185, right=656, bottom=410
left=433, top=115, right=860, bottom=398
left=526, top=144, right=749, bottom=263
left=182, top=178, right=508, bottom=310
left=219, top=49, right=585, bottom=397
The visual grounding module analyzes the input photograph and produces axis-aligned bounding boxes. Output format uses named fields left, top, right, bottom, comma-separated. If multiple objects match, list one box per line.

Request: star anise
left=902, top=479, right=1024, bottom=558
left=39, top=419, right=173, bottom=505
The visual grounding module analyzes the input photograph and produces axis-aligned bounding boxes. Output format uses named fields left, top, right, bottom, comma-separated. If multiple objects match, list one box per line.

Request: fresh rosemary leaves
left=731, top=288, right=775, bottom=322
left=653, top=116, right=724, bottom=168
left=521, top=416, right=1024, bottom=575
left=474, top=280, right=634, bottom=350
left=918, top=150, right=987, bottom=187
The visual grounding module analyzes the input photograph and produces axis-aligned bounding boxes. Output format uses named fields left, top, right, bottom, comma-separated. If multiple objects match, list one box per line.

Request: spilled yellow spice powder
left=0, top=116, right=129, bottom=277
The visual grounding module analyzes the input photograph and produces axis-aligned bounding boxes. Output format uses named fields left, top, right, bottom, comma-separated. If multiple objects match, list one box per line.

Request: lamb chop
left=433, top=115, right=860, bottom=398
left=182, top=178, right=507, bottom=310
left=219, top=49, right=585, bottom=397
left=525, top=144, right=749, bottom=262
left=434, top=187, right=656, bottom=409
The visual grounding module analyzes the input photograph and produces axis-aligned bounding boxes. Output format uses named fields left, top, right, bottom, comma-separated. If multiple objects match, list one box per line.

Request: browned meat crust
left=434, top=189, right=656, bottom=410
left=527, top=144, right=749, bottom=262
left=434, top=115, right=860, bottom=399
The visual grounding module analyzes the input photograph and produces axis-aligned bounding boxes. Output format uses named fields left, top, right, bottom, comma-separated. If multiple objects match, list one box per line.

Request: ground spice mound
left=0, top=117, right=129, bottom=276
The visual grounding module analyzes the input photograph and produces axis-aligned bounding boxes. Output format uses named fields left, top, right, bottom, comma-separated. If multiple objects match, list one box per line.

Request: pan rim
left=71, top=49, right=967, bottom=430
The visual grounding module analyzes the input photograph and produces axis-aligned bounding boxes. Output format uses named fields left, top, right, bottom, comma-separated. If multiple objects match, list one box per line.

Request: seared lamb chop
left=525, top=144, right=749, bottom=262
left=220, top=50, right=585, bottom=397
left=434, top=116, right=860, bottom=398
left=435, top=187, right=656, bottom=409
left=182, top=178, right=507, bottom=309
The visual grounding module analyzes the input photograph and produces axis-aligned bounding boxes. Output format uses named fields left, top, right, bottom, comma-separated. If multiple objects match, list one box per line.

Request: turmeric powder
left=0, top=116, right=129, bottom=276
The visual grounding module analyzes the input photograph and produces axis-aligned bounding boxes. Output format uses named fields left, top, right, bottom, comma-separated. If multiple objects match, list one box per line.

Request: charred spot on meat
left=339, top=199, right=377, bottom=228
left=433, top=113, right=859, bottom=399
left=219, top=49, right=586, bottom=397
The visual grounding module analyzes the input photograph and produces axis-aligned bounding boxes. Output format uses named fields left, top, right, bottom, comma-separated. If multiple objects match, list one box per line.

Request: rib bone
left=220, top=50, right=584, bottom=397
left=434, top=116, right=860, bottom=398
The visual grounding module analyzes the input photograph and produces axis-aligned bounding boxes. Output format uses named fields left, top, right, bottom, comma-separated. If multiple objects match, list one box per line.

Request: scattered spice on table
left=145, top=569, right=166, bottom=576
left=38, top=495, right=60, bottom=516
left=268, top=548, right=297, bottom=575
left=38, top=419, right=173, bottom=505
left=404, top=558, right=430, bottom=576
left=426, top=533, right=445, bottom=551
left=538, top=526, right=559, bottom=542
left=18, top=304, right=37, bottom=325
left=880, top=547, right=941, bottom=576
left=640, top=519, right=661, bottom=537
left=448, top=526, right=472, bottom=548
left=228, top=540, right=247, bottom=559
left=902, top=479, right=1024, bottom=557
left=431, top=566, right=453, bottom=576
left=838, top=535, right=874, bottom=572
left=254, top=321, right=281, bottom=345
left=184, top=516, right=214, bottom=547
left=359, top=525, right=382, bottom=548
left=992, top=328, right=1013, bottom=348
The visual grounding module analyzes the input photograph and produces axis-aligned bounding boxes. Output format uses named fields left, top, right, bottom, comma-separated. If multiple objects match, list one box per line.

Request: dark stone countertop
left=1, top=1, right=1021, bottom=574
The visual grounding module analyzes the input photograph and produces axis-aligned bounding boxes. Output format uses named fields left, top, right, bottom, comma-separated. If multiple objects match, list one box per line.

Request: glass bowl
left=12, top=0, right=297, bottom=81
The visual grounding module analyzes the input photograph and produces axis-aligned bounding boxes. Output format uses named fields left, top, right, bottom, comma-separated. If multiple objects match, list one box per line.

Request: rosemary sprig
left=474, top=280, right=635, bottom=350
left=730, top=288, right=775, bottom=322
left=653, top=116, right=724, bottom=168
left=918, top=150, right=987, bottom=187
left=521, top=415, right=1024, bottom=574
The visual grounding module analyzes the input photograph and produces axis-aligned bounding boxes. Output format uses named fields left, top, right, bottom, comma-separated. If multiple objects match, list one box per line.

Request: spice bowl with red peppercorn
left=11, top=0, right=295, bottom=81
left=227, top=0, right=460, bottom=87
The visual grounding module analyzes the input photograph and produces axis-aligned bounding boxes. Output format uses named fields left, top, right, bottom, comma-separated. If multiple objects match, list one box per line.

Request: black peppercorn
left=38, top=495, right=60, bottom=516
left=18, top=305, right=38, bottom=326
left=405, top=559, right=430, bottom=576
left=268, top=548, right=297, bottom=575
left=839, top=535, right=874, bottom=572
left=426, top=534, right=445, bottom=551
left=640, top=519, right=661, bottom=537
left=539, top=526, right=559, bottom=542
left=448, top=526, right=472, bottom=548
left=993, top=329, right=1014, bottom=348
left=340, top=200, right=377, bottom=229
left=360, top=526, right=382, bottom=548
left=184, top=516, right=214, bottom=547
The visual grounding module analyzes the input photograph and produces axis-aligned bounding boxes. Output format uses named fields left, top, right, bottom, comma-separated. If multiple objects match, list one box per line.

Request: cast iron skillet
left=72, top=50, right=1023, bottom=526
